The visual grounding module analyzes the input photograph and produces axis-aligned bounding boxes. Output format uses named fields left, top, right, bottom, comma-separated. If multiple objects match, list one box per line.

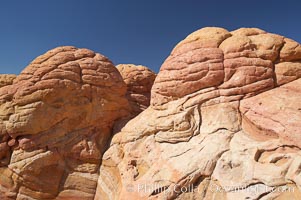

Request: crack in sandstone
left=2, top=27, right=301, bottom=200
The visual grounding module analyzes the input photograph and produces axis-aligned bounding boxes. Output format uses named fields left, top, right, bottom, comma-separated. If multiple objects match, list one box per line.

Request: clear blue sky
left=0, top=0, right=300, bottom=74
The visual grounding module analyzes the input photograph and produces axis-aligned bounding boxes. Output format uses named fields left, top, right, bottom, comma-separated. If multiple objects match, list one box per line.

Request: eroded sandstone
left=1, top=27, right=301, bottom=200
left=116, top=64, right=156, bottom=115
left=0, top=74, right=16, bottom=88
left=97, top=27, right=301, bottom=200
left=0, top=46, right=130, bottom=199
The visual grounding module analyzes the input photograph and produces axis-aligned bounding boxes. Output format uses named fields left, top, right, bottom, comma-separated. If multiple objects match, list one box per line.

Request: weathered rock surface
left=1, top=27, right=301, bottom=200
left=0, top=46, right=130, bottom=199
left=0, top=74, right=16, bottom=88
left=116, top=64, right=156, bottom=115
left=97, top=27, right=301, bottom=200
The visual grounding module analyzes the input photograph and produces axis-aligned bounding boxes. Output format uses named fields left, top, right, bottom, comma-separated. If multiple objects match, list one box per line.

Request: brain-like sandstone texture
left=151, top=27, right=301, bottom=107
left=97, top=28, right=301, bottom=200
left=1, top=28, right=301, bottom=200
left=0, top=46, right=130, bottom=199
left=116, top=64, right=156, bottom=115
left=0, top=74, right=16, bottom=88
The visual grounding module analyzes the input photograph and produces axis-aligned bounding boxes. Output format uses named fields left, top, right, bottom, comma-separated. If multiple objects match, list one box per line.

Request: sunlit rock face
left=97, top=27, right=301, bottom=200
left=0, top=74, right=16, bottom=88
left=0, top=46, right=130, bottom=200
left=1, top=28, right=301, bottom=200
left=116, top=64, right=156, bottom=116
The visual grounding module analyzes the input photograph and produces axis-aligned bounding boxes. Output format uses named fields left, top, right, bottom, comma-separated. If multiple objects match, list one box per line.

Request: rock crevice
left=1, top=27, right=301, bottom=200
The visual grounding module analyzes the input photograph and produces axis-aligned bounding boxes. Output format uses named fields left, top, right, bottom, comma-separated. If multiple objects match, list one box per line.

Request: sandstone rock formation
left=0, top=46, right=130, bottom=199
left=116, top=64, right=156, bottom=115
left=1, top=27, right=301, bottom=200
left=0, top=74, right=16, bottom=88
left=97, top=27, right=301, bottom=200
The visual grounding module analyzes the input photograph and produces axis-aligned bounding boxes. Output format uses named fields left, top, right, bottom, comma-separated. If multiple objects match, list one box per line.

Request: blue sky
left=0, top=0, right=300, bottom=74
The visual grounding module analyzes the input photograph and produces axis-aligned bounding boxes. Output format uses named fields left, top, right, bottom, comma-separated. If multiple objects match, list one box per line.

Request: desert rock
left=0, top=74, right=16, bottom=88
left=0, top=46, right=130, bottom=199
left=1, top=27, right=301, bottom=200
left=116, top=64, right=156, bottom=115
left=97, top=27, right=301, bottom=200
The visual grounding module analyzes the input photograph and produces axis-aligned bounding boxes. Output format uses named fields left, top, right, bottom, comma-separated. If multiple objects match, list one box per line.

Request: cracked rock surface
left=0, top=46, right=130, bottom=199
left=97, top=27, right=301, bottom=200
left=1, top=27, right=301, bottom=200
left=0, top=75, right=16, bottom=88
left=116, top=64, right=156, bottom=116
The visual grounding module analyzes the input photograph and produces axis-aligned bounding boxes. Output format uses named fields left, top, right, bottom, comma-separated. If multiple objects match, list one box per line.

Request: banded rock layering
left=0, top=27, right=301, bottom=200
left=0, top=75, right=16, bottom=88
left=116, top=64, right=156, bottom=116
left=0, top=46, right=130, bottom=199
left=97, top=27, right=301, bottom=200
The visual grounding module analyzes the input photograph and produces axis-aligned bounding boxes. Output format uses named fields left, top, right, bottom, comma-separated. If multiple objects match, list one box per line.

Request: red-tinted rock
left=117, top=64, right=156, bottom=115
left=97, top=28, right=301, bottom=200
left=0, top=74, right=16, bottom=88
left=0, top=46, right=130, bottom=199
left=1, top=27, right=301, bottom=200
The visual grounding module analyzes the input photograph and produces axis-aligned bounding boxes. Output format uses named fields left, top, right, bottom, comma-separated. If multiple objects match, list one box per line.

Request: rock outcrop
left=116, top=64, right=156, bottom=115
left=1, top=27, right=301, bottom=200
left=0, top=74, right=16, bottom=88
left=0, top=46, right=130, bottom=199
left=97, top=27, right=301, bottom=200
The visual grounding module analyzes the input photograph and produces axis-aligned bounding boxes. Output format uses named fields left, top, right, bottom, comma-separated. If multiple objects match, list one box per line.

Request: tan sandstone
left=0, top=74, right=16, bottom=88
left=116, top=64, right=156, bottom=115
left=1, top=27, right=301, bottom=200
left=97, top=27, right=301, bottom=200
left=0, top=46, right=130, bottom=200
